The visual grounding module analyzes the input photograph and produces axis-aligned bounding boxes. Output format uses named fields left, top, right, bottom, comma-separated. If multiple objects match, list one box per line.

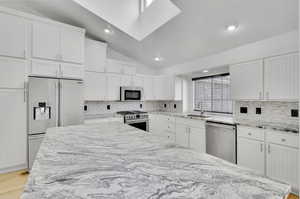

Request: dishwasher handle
left=206, top=121, right=236, bottom=130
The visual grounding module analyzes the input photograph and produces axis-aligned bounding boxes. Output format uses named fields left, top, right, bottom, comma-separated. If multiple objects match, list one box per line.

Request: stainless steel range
left=117, top=111, right=149, bottom=132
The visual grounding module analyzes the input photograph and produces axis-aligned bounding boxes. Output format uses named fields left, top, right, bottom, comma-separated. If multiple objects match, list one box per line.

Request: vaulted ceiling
left=0, top=0, right=298, bottom=68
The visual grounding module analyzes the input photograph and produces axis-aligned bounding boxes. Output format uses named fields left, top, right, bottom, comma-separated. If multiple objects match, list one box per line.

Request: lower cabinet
left=237, top=137, right=265, bottom=175
left=149, top=114, right=176, bottom=142
left=175, top=118, right=206, bottom=152
left=266, top=143, right=298, bottom=191
left=0, top=89, right=27, bottom=172
left=237, top=125, right=299, bottom=192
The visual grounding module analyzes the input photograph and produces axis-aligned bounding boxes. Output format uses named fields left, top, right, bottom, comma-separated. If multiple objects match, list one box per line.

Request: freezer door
left=59, top=79, right=84, bottom=126
left=28, top=77, right=58, bottom=135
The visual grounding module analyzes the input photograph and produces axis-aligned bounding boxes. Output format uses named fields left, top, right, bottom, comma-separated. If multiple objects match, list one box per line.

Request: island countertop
left=22, top=121, right=291, bottom=199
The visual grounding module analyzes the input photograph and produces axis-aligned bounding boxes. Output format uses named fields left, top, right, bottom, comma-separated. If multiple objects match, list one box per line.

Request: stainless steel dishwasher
left=206, top=121, right=237, bottom=164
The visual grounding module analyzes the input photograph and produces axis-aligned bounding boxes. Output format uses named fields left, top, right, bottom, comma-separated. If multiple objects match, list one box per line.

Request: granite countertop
left=22, top=122, right=290, bottom=199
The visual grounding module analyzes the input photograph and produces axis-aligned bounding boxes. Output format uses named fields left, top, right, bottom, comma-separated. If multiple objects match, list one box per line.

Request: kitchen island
left=22, top=121, right=291, bottom=199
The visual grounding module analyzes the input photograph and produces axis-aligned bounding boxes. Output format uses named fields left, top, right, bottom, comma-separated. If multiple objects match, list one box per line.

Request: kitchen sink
left=186, top=114, right=210, bottom=119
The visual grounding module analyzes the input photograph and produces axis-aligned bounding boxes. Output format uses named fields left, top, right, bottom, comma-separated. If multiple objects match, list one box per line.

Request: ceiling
left=0, top=0, right=298, bottom=68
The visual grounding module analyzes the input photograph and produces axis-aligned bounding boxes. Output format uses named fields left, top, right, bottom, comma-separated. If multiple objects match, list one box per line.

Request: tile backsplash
left=234, top=101, right=299, bottom=126
left=84, top=101, right=183, bottom=115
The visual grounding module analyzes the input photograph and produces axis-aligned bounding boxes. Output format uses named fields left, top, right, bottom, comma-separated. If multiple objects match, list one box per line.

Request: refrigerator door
left=59, top=79, right=84, bottom=126
left=28, top=133, right=45, bottom=169
left=28, top=77, right=58, bottom=135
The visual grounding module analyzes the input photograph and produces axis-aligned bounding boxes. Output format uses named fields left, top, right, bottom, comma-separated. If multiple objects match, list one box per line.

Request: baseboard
left=0, top=164, right=27, bottom=174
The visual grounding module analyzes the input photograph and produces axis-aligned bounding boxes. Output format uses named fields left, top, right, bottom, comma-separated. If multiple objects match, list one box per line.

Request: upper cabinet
left=85, top=38, right=107, bottom=72
left=0, top=13, right=27, bottom=58
left=230, top=53, right=299, bottom=101
left=264, top=53, right=299, bottom=101
left=230, top=60, right=264, bottom=100
left=32, top=22, right=60, bottom=61
left=32, top=21, right=85, bottom=64
left=60, top=27, right=84, bottom=64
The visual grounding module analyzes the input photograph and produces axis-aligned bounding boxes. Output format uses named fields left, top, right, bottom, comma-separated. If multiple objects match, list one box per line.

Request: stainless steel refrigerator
left=28, top=76, right=84, bottom=169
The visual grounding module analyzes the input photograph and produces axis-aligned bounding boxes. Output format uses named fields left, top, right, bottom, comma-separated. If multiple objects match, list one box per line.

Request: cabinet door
left=189, top=127, right=206, bottom=153
left=237, top=137, right=265, bottom=175
left=120, top=75, right=132, bottom=87
left=31, top=60, right=60, bottom=77
left=60, top=63, right=84, bottom=79
left=266, top=143, right=299, bottom=191
left=144, top=76, right=154, bottom=100
left=175, top=123, right=189, bottom=147
left=106, top=59, right=123, bottom=73
left=230, top=60, right=263, bottom=100
left=133, top=75, right=144, bottom=88
left=153, top=76, right=164, bottom=100
left=0, top=13, right=27, bottom=58
left=0, top=58, right=27, bottom=89
left=85, top=38, right=107, bottom=72
left=84, top=72, right=106, bottom=101
left=264, top=53, right=299, bottom=100
left=0, top=90, right=26, bottom=170
left=60, top=28, right=84, bottom=64
left=106, top=74, right=121, bottom=101
left=32, top=22, right=60, bottom=60
left=123, top=65, right=136, bottom=75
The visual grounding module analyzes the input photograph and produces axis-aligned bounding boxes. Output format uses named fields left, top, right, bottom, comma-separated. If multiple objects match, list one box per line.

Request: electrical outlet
left=84, top=105, right=88, bottom=111
left=107, top=105, right=111, bottom=110
left=240, top=107, right=247, bottom=114
left=174, top=104, right=177, bottom=109
left=256, top=107, right=261, bottom=115
left=140, top=104, right=143, bottom=109
left=291, top=109, right=298, bottom=117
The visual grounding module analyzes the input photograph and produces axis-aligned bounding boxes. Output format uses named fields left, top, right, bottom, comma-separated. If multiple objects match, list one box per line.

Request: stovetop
left=117, top=111, right=147, bottom=115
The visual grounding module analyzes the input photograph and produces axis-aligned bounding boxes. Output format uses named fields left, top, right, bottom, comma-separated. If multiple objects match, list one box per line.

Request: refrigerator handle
left=24, top=81, right=27, bottom=102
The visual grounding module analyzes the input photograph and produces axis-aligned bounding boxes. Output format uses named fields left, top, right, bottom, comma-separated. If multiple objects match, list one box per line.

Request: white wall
left=107, top=47, right=158, bottom=75
left=161, top=30, right=298, bottom=75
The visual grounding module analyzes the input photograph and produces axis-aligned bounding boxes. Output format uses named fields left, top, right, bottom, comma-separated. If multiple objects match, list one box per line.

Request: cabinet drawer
left=60, top=63, right=84, bottom=79
left=237, top=125, right=265, bottom=141
left=165, top=122, right=175, bottom=132
left=266, top=131, right=298, bottom=148
left=176, top=117, right=205, bottom=128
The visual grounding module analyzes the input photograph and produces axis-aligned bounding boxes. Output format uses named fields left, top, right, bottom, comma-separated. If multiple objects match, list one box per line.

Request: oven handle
left=125, top=119, right=149, bottom=124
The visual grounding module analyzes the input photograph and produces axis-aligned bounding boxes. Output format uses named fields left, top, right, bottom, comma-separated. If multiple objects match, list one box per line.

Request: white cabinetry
left=237, top=125, right=299, bottom=192
left=60, top=63, right=84, bottom=79
left=0, top=90, right=26, bottom=171
left=32, top=22, right=60, bottom=61
left=149, top=114, right=176, bottom=142
left=230, top=60, right=263, bottom=100
left=264, top=53, right=299, bottom=100
left=266, top=130, right=299, bottom=191
left=32, top=21, right=84, bottom=64
left=230, top=53, right=299, bottom=101
left=237, top=137, right=265, bottom=175
left=84, top=72, right=106, bottom=101
left=106, top=74, right=121, bottom=101
left=60, top=27, right=84, bottom=64
left=85, top=38, right=107, bottom=72
left=175, top=118, right=206, bottom=152
left=31, top=60, right=60, bottom=77
left=132, top=75, right=144, bottom=87
left=175, top=123, right=189, bottom=147
left=143, top=76, right=154, bottom=100
left=0, top=13, right=27, bottom=58
left=0, top=58, right=27, bottom=89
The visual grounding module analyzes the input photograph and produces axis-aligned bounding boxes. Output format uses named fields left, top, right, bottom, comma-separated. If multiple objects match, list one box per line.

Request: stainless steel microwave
left=120, top=87, right=143, bottom=101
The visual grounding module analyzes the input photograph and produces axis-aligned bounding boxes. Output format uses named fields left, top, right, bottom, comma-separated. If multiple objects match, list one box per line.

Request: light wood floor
left=0, top=170, right=299, bottom=199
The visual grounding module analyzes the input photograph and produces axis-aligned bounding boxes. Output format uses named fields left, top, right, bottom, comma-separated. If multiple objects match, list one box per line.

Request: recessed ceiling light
left=226, top=24, right=238, bottom=32
left=203, top=70, right=209, bottom=73
left=154, top=57, right=162, bottom=61
left=104, top=28, right=112, bottom=34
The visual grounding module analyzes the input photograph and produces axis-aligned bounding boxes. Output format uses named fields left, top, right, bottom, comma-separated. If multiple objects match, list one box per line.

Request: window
left=193, top=74, right=232, bottom=114
left=140, top=0, right=155, bottom=13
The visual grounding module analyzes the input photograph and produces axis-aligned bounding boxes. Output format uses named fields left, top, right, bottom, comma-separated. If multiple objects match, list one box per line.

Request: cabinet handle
left=281, top=138, right=286, bottom=142
left=266, top=92, right=269, bottom=100
left=268, top=144, right=271, bottom=154
left=248, top=132, right=252, bottom=136
left=260, top=143, right=263, bottom=152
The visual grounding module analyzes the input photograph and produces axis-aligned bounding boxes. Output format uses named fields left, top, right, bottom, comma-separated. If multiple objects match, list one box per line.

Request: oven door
left=126, top=120, right=149, bottom=132
left=121, top=87, right=143, bottom=101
